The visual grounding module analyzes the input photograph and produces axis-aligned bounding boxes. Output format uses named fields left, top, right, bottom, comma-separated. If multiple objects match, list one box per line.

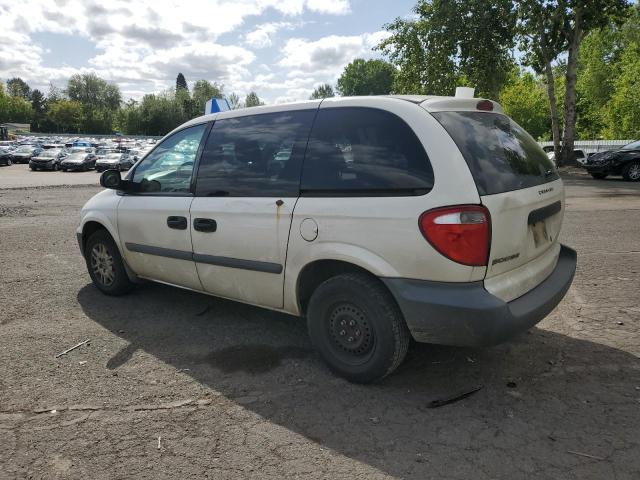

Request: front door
left=117, top=123, right=209, bottom=290
left=190, top=108, right=317, bottom=308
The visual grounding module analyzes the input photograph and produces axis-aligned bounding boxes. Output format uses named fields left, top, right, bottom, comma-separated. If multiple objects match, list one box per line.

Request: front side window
left=132, top=123, right=207, bottom=193
left=300, top=107, right=434, bottom=196
left=195, top=110, right=315, bottom=197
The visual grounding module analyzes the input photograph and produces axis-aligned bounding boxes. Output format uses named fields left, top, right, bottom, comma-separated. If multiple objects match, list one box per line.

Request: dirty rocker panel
left=124, top=242, right=283, bottom=274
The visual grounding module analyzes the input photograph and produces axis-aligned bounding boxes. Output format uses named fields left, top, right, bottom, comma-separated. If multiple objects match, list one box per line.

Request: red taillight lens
left=419, top=205, right=491, bottom=266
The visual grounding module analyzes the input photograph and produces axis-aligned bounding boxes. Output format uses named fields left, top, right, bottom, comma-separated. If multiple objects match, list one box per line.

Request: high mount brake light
left=419, top=205, right=491, bottom=266
left=476, top=100, right=494, bottom=111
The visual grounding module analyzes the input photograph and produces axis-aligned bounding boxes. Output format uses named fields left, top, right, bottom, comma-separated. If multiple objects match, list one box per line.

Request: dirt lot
left=1, top=172, right=639, bottom=479
left=0, top=164, right=99, bottom=189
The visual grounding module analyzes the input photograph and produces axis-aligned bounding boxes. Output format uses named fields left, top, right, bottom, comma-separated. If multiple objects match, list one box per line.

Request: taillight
left=419, top=205, right=491, bottom=266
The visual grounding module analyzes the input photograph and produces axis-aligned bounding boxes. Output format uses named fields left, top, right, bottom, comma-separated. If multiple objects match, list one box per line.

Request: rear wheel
left=590, top=172, right=607, bottom=180
left=307, top=272, right=410, bottom=383
left=622, top=161, right=640, bottom=182
left=84, top=230, right=135, bottom=296
left=7, top=159, right=11, bottom=166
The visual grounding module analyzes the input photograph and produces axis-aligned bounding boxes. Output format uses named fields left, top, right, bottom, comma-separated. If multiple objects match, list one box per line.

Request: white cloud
left=245, top=22, right=294, bottom=49
left=0, top=0, right=401, bottom=104
left=279, top=31, right=389, bottom=76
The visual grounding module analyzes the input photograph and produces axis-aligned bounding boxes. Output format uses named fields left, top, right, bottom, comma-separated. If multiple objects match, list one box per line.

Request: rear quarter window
left=432, top=111, right=558, bottom=195
left=301, top=107, right=434, bottom=196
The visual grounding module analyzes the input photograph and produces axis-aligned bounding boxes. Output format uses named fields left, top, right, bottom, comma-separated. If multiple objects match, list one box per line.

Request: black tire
left=622, top=161, right=640, bottom=182
left=307, top=272, right=410, bottom=383
left=7, top=159, right=11, bottom=166
left=84, top=230, right=135, bottom=296
left=590, top=172, right=607, bottom=180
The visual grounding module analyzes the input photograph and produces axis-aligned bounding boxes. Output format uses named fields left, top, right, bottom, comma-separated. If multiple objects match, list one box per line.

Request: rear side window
left=195, top=110, right=315, bottom=197
left=301, top=107, right=434, bottom=196
left=432, top=111, right=558, bottom=196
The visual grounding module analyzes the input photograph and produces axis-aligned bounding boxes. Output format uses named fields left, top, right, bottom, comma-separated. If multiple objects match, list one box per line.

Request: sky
left=0, top=0, right=417, bottom=104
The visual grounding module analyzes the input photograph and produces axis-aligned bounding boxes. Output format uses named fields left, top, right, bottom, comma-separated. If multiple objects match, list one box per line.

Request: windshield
left=622, top=140, right=640, bottom=150
left=432, top=111, right=559, bottom=195
left=16, top=146, right=33, bottom=152
left=104, top=154, right=122, bottom=160
left=37, top=151, right=60, bottom=158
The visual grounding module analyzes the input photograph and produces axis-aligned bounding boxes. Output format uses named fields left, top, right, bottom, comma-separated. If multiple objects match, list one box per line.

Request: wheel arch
left=295, top=259, right=397, bottom=316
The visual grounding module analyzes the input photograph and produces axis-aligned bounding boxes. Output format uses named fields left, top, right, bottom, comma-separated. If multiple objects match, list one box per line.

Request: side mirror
left=100, top=169, right=124, bottom=190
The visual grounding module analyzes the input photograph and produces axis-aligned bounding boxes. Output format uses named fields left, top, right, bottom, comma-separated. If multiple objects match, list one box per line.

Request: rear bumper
left=383, top=244, right=577, bottom=347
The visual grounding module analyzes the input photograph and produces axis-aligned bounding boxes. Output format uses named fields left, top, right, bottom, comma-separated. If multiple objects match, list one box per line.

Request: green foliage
left=499, top=72, right=552, bottom=140
left=244, top=91, right=264, bottom=107
left=47, top=100, right=82, bottom=133
left=6, top=77, right=31, bottom=99
left=604, top=43, right=640, bottom=138
left=0, top=83, right=33, bottom=124
left=226, top=92, right=242, bottom=109
left=377, top=0, right=516, bottom=99
left=310, top=84, right=335, bottom=99
left=336, top=59, right=395, bottom=96
left=192, top=80, right=223, bottom=115
left=176, top=73, right=188, bottom=93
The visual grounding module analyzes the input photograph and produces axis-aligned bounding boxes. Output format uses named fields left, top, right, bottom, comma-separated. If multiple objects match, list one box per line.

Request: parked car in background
left=95, top=153, right=135, bottom=172
left=584, top=140, right=640, bottom=181
left=77, top=96, right=576, bottom=383
left=60, top=152, right=97, bottom=171
left=29, top=149, right=67, bottom=171
left=11, top=145, right=43, bottom=164
left=0, top=147, right=13, bottom=166
left=96, top=147, right=120, bottom=159
left=545, top=148, right=588, bottom=166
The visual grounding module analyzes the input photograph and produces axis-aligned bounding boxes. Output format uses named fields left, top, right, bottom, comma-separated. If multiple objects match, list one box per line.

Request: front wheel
left=590, top=172, right=607, bottom=180
left=622, top=161, right=640, bottom=182
left=84, top=230, right=135, bottom=296
left=307, top=273, right=410, bottom=383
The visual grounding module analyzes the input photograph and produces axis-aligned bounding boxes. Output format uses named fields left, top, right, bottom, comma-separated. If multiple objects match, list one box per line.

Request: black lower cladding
left=383, top=245, right=577, bottom=347
left=124, top=242, right=283, bottom=274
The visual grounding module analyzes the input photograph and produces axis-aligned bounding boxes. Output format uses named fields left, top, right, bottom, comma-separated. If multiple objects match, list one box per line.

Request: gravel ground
left=0, top=164, right=99, bottom=189
left=0, top=173, right=639, bottom=479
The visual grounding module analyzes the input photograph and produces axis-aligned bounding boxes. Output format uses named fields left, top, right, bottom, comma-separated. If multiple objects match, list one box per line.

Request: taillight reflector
left=419, top=205, right=491, bottom=266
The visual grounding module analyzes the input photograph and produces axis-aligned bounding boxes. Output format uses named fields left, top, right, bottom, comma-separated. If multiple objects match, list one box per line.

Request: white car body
left=77, top=95, right=576, bottom=380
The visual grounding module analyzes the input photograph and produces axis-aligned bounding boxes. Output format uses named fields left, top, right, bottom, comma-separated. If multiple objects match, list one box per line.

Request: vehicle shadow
left=77, top=283, right=640, bottom=478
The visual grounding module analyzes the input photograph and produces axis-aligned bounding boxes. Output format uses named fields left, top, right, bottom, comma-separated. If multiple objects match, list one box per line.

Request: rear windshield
left=432, top=111, right=558, bottom=195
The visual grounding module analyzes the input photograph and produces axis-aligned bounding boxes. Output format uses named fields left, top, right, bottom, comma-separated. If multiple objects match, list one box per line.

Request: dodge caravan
left=77, top=96, right=577, bottom=383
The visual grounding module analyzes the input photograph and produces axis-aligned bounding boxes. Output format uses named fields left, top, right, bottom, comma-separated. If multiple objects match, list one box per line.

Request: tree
left=47, top=100, right=82, bottom=133
left=336, top=59, right=395, bottom=96
left=244, top=91, right=264, bottom=107
left=309, top=84, right=335, bottom=99
left=0, top=83, right=33, bottom=124
left=499, top=72, right=552, bottom=140
left=192, top=80, right=223, bottom=115
left=30, top=89, right=46, bottom=131
left=377, top=0, right=516, bottom=98
left=517, top=0, right=566, bottom=157
left=67, top=73, right=121, bottom=110
left=227, top=92, right=242, bottom=109
left=6, top=77, right=31, bottom=99
left=176, top=73, right=188, bottom=94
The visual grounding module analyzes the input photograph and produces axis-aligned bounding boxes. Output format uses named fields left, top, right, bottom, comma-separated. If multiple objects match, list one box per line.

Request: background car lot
left=0, top=171, right=639, bottom=479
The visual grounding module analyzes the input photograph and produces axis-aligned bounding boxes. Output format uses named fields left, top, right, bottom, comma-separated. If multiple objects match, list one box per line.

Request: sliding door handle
left=194, top=218, right=217, bottom=233
left=167, top=216, right=187, bottom=230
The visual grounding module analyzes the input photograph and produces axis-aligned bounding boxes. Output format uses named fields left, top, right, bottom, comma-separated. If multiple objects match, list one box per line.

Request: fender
left=283, top=241, right=401, bottom=315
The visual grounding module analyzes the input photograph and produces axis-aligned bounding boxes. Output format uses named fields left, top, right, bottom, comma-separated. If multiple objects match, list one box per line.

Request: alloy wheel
left=90, top=243, right=115, bottom=286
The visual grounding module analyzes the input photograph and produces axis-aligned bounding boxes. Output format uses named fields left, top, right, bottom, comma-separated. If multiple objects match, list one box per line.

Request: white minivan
left=77, top=95, right=576, bottom=383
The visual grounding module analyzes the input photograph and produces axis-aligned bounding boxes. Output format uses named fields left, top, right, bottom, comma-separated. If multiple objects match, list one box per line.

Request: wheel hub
left=329, top=303, right=373, bottom=355
left=629, top=164, right=640, bottom=180
left=91, top=243, right=115, bottom=286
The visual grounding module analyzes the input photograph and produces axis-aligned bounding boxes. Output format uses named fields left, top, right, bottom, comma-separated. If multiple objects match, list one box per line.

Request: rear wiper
left=544, top=169, right=555, bottom=178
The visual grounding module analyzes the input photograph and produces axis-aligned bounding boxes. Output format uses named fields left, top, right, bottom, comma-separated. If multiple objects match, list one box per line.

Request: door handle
left=193, top=218, right=217, bottom=233
left=167, top=216, right=187, bottom=230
